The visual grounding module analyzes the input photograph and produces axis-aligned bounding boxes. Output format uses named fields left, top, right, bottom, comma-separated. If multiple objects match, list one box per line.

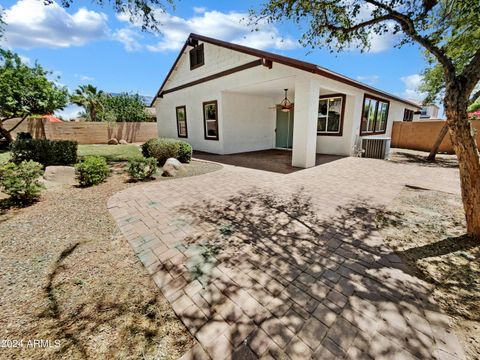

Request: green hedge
left=141, top=138, right=192, bottom=165
left=10, top=138, right=78, bottom=166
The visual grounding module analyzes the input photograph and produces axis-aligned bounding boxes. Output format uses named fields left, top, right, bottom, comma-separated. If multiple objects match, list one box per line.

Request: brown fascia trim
left=161, top=59, right=264, bottom=96
left=151, top=33, right=422, bottom=109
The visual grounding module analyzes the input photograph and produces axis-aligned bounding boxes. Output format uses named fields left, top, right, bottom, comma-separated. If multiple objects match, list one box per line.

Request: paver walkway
left=108, top=157, right=465, bottom=360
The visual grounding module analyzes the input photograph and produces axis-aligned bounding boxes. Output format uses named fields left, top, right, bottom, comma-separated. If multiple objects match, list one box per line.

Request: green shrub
left=75, top=156, right=109, bottom=187
left=126, top=157, right=157, bottom=181
left=177, top=141, right=192, bottom=163
left=141, top=138, right=192, bottom=164
left=16, top=132, right=33, bottom=140
left=141, top=138, right=180, bottom=166
left=10, top=138, right=77, bottom=166
left=0, top=160, right=44, bottom=203
left=141, top=138, right=153, bottom=158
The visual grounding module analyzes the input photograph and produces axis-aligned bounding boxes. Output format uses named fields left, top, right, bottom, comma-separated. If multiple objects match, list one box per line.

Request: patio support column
left=292, top=76, right=320, bottom=168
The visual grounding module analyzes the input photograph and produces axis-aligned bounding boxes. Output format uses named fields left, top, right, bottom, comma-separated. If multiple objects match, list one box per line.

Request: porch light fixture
left=280, top=89, right=293, bottom=112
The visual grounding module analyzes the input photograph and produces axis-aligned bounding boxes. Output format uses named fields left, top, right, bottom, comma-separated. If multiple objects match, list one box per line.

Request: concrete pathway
left=108, top=157, right=465, bottom=360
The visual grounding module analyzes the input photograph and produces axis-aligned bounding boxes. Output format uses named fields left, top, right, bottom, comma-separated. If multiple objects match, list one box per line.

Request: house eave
left=150, top=33, right=422, bottom=110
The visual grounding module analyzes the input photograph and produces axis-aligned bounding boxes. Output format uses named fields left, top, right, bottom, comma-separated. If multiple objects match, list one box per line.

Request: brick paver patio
left=108, top=156, right=465, bottom=360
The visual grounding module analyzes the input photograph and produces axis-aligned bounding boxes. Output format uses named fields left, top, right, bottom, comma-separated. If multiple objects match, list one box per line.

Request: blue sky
left=1, top=0, right=427, bottom=119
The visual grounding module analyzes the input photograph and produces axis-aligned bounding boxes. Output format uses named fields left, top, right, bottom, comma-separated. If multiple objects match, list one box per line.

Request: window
left=203, top=100, right=218, bottom=140
left=360, top=95, right=390, bottom=135
left=190, top=43, right=204, bottom=70
left=176, top=106, right=188, bottom=138
left=403, top=109, right=414, bottom=122
left=317, top=94, right=345, bottom=136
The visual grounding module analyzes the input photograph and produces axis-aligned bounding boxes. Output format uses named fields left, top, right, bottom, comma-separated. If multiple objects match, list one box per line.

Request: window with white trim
left=203, top=100, right=218, bottom=140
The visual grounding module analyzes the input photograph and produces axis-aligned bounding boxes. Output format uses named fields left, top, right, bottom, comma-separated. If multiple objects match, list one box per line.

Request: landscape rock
left=43, top=166, right=77, bottom=185
left=108, top=138, right=118, bottom=145
left=162, top=158, right=184, bottom=177
left=119, top=139, right=128, bottom=145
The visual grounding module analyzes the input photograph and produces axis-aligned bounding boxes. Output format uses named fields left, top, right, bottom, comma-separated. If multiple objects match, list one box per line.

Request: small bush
left=126, top=157, right=157, bottom=182
left=141, top=139, right=152, bottom=158
left=16, top=132, right=33, bottom=140
left=10, top=138, right=77, bottom=166
left=142, top=138, right=192, bottom=165
left=141, top=138, right=180, bottom=166
left=0, top=160, right=44, bottom=203
left=177, top=141, right=192, bottom=163
left=75, top=156, right=109, bottom=187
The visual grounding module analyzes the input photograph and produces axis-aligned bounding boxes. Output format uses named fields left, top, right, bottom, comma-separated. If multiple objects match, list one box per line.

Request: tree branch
left=469, top=88, right=480, bottom=105
left=6, top=114, right=29, bottom=133
left=322, top=14, right=394, bottom=33
left=364, top=0, right=456, bottom=77
left=461, top=47, right=480, bottom=97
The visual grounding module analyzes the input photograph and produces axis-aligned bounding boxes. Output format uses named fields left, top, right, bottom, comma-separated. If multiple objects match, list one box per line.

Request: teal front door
left=275, top=108, right=294, bottom=148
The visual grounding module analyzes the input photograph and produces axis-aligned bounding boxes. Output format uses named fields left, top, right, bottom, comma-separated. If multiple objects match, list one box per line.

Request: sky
left=0, top=0, right=429, bottom=119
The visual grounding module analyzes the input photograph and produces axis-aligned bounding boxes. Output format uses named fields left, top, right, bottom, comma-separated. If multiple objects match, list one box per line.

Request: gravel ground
left=0, top=160, right=222, bottom=360
left=376, top=187, right=479, bottom=360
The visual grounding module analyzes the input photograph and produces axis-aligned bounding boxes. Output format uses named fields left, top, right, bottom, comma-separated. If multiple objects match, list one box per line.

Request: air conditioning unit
left=362, top=137, right=391, bottom=160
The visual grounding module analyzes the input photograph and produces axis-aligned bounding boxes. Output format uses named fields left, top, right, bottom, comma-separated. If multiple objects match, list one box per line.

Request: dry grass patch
left=0, top=160, right=221, bottom=359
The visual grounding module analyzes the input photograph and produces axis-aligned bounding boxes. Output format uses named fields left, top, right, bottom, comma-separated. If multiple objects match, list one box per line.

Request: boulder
left=43, top=166, right=77, bottom=185
left=108, top=138, right=118, bottom=145
left=119, top=139, right=128, bottom=145
left=162, top=158, right=184, bottom=177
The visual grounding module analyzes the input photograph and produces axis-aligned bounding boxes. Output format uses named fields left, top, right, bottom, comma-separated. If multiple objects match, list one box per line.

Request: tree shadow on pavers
left=390, top=150, right=458, bottom=169
left=158, top=189, right=462, bottom=359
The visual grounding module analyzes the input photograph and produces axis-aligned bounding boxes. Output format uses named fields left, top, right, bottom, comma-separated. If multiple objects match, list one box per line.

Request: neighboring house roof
left=151, top=33, right=422, bottom=109
left=469, top=110, right=480, bottom=119
left=43, top=115, right=62, bottom=123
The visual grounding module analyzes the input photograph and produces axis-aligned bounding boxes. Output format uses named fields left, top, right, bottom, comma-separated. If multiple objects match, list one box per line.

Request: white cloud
left=193, top=7, right=207, bottom=14
left=367, top=29, right=398, bottom=53
left=80, top=75, right=94, bottom=81
left=18, top=54, right=30, bottom=64
left=116, top=8, right=298, bottom=52
left=399, top=74, right=426, bottom=102
left=54, top=104, right=83, bottom=120
left=340, top=2, right=399, bottom=53
left=1, top=0, right=108, bottom=48
left=114, top=27, right=143, bottom=52
left=356, top=75, right=379, bottom=85
left=74, top=74, right=95, bottom=82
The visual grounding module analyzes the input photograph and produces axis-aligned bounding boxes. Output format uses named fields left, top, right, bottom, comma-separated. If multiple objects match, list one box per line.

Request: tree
left=418, top=17, right=480, bottom=160
left=469, top=100, right=480, bottom=113
left=251, top=0, right=480, bottom=240
left=0, top=50, right=68, bottom=143
left=98, top=93, right=150, bottom=122
left=70, top=85, right=104, bottom=122
left=45, top=0, right=173, bottom=31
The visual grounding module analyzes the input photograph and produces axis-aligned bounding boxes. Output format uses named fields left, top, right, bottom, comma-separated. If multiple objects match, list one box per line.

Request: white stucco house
left=151, top=33, right=421, bottom=168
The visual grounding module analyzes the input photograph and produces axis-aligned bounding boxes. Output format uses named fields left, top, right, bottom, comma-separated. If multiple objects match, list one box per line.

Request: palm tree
left=70, top=84, right=103, bottom=122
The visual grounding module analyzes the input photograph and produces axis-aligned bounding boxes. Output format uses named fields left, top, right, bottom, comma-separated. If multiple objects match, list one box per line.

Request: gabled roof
left=151, top=33, right=421, bottom=109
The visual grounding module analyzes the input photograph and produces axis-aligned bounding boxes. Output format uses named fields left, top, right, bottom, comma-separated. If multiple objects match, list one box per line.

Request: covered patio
left=221, top=73, right=359, bottom=168
left=193, top=149, right=344, bottom=174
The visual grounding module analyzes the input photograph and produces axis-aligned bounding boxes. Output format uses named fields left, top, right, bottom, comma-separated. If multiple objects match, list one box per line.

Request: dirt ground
left=0, top=160, right=221, bottom=360
left=376, top=187, right=479, bottom=360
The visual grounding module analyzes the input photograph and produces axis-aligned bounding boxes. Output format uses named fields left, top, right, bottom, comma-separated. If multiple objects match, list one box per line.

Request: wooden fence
left=3, top=118, right=158, bottom=144
left=391, top=120, right=480, bottom=153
